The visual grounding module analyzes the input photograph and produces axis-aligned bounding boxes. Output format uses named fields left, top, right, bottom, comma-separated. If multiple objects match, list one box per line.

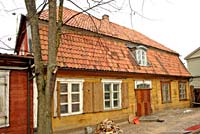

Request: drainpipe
left=27, top=59, right=32, bottom=134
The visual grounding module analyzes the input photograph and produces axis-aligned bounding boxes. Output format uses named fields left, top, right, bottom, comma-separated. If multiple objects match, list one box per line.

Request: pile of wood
left=94, top=119, right=123, bottom=134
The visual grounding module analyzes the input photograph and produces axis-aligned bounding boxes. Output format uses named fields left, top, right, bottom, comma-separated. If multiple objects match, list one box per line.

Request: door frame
left=135, top=89, right=152, bottom=116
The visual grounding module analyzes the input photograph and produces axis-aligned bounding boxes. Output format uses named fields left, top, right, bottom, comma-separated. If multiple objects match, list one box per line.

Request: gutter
left=27, top=59, right=33, bottom=134
left=189, top=76, right=200, bottom=83
left=0, top=66, right=28, bottom=70
left=191, top=76, right=200, bottom=78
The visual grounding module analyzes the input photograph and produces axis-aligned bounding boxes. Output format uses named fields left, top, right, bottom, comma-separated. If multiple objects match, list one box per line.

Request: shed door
left=135, top=89, right=151, bottom=116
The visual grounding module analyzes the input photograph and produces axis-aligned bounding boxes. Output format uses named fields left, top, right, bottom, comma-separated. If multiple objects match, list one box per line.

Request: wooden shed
left=0, top=54, right=34, bottom=134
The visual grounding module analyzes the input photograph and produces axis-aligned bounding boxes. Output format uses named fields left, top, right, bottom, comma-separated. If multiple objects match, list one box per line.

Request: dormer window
left=135, top=45, right=147, bottom=66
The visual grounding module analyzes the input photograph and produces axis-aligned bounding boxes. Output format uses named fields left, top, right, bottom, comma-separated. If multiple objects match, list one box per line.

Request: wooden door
left=135, top=89, right=151, bottom=116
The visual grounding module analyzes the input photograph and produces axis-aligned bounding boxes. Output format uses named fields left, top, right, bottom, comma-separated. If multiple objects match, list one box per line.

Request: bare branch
left=86, top=0, right=91, bottom=7
left=107, top=0, right=126, bottom=12
left=0, top=40, right=12, bottom=49
left=64, top=0, right=115, bottom=24
left=128, top=0, right=158, bottom=28
left=0, top=1, right=5, bottom=9
left=141, top=0, right=145, bottom=15
left=12, top=0, right=17, bottom=7
left=0, top=47, right=14, bottom=51
left=0, top=34, right=16, bottom=40
left=2, top=7, right=25, bottom=13
left=37, top=0, right=48, bottom=16
left=66, top=0, right=99, bottom=32
left=165, top=0, right=174, bottom=4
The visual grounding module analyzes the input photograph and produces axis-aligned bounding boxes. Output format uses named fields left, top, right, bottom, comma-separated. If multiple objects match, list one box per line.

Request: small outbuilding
left=0, top=54, right=34, bottom=134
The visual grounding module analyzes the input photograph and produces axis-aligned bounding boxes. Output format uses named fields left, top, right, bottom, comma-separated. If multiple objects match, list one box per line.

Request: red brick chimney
left=100, top=14, right=109, bottom=33
left=102, top=14, right=109, bottom=22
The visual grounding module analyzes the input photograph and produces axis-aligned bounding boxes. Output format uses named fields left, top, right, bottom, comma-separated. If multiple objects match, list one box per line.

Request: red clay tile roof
left=39, top=7, right=177, bottom=54
left=39, top=22, right=190, bottom=77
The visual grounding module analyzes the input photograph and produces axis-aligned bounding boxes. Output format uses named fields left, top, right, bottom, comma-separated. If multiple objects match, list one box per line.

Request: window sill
left=60, top=112, right=83, bottom=117
left=0, top=124, right=9, bottom=128
left=162, top=101, right=172, bottom=104
left=179, top=99, right=188, bottom=101
left=104, top=107, right=122, bottom=112
left=135, top=88, right=152, bottom=90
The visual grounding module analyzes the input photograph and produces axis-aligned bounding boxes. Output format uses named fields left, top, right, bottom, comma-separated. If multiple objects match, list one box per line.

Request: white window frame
left=0, top=70, right=9, bottom=128
left=54, top=78, right=84, bottom=117
left=135, top=80, right=152, bottom=89
left=102, top=79, right=122, bottom=110
left=33, top=77, right=38, bottom=128
left=136, top=46, right=147, bottom=66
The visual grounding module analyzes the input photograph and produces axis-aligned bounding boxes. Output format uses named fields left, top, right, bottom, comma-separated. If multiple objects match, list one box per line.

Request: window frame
left=135, top=80, right=152, bottom=89
left=54, top=78, right=84, bottom=117
left=161, top=81, right=171, bottom=103
left=179, top=81, right=187, bottom=101
left=135, top=46, right=148, bottom=66
left=0, top=70, right=9, bottom=128
left=102, top=79, right=122, bottom=111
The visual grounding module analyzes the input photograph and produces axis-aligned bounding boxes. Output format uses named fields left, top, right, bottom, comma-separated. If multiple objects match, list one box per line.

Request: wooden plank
left=121, top=82, right=129, bottom=109
left=192, top=102, right=200, bottom=105
left=83, top=82, right=93, bottom=113
left=57, top=81, right=61, bottom=119
left=93, top=82, right=103, bottom=112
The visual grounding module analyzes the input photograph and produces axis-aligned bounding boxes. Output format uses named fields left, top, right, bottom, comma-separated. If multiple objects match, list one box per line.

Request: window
left=0, top=70, right=9, bottom=127
left=55, top=78, right=84, bottom=116
left=136, top=46, right=147, bottom=66
left=102, top=79, right=122, bottom=110
left=179, top=82, right=187, bottom=100
left=161, top=82, right=171, bottom=103
left=135, top=80, right=152, bottom=89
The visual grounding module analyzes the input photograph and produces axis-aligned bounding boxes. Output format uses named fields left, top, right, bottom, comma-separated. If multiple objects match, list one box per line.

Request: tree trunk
left=25, top=0, right=64, bottom=132
left=24, top=0, right=46, bottom=134
left=45, top=0, right=57, bottom=133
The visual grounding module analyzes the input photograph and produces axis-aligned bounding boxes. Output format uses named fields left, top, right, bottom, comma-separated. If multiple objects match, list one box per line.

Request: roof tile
left=38, top=8, right=190, bottom=77
left=40, top=7, right=177, bottom=54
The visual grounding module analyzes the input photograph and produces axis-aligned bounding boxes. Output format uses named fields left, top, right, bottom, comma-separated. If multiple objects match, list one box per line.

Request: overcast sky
left=0, top=0, right=199, bottom=65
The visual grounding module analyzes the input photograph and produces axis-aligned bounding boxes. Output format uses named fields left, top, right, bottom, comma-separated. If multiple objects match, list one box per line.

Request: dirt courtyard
left=56, top=108, right=200, bottom=134
left=121, top=107, right=200, bottom=134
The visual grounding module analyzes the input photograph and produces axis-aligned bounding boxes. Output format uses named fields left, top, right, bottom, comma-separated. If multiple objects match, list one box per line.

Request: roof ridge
left=185, top=46, right=200, bottom=60
left=39, top=7, right=178, bottom=55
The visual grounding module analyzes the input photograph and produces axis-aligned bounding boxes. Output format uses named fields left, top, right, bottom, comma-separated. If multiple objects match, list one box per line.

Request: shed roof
left=0, top=53, right=33, bottom=67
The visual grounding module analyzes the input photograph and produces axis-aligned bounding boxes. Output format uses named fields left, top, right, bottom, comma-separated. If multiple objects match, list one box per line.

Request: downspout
left=27, top=59, right=32, bottom=134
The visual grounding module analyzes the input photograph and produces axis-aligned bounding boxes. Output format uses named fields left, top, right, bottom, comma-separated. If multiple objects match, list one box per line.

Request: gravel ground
left=121, top=108, right=200, bottom=134
left=55, top=108, right=200, bottom=134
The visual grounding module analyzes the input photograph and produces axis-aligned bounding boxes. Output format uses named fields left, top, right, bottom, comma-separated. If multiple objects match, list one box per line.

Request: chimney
left=102, top=14, right=109, bottom=22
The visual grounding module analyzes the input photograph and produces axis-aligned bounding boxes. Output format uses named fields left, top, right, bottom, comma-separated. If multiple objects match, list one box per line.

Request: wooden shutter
left=93, top=82, right=104, bottom=112
left=56, top=81, right=61, bottom=119
left=0, top=77, right=6, bottom=116
left=83, top=82, right=93, bottom=113
left=121, top=82, right=129, bottom=109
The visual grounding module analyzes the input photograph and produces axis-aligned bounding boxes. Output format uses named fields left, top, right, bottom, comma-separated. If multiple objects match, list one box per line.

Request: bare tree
left=24, top=0, right=116, bottom=133
left=23, top=0, right=153, bottom=133
left=24, top=0, right=63, bottom=133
